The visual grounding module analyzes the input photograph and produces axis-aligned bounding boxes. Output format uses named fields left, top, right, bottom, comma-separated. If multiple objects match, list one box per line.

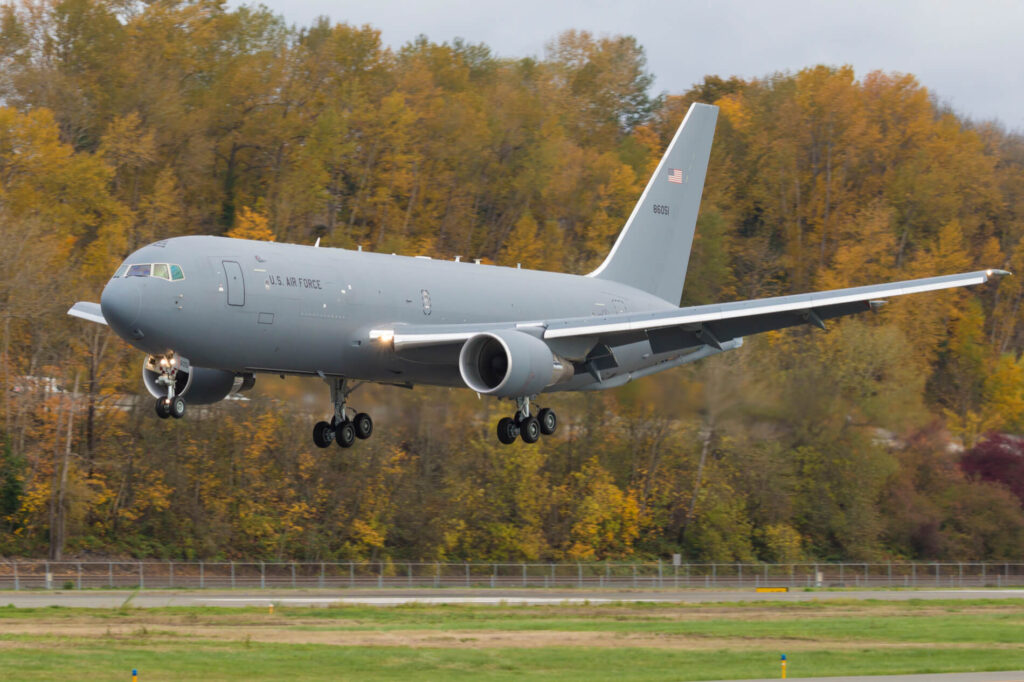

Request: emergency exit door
left=223, top=260, right=245, bottom=306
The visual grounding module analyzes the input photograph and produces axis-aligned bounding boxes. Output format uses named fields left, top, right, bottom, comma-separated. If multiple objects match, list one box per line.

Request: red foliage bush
left=960, top=434, right=1024, bottom=506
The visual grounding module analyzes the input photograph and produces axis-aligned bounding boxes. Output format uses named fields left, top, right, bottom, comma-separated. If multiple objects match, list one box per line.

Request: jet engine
left=143, top=355, right=255, bottom=405
left=458, top=330, right=574, bottom=397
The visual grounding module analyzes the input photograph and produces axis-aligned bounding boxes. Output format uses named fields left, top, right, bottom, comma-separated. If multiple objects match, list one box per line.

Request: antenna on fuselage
left=314, top=237, right=321, bottom=248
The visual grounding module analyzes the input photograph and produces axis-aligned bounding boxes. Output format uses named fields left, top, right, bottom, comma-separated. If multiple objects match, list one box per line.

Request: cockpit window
left=117, top=263, right=184, bottom=280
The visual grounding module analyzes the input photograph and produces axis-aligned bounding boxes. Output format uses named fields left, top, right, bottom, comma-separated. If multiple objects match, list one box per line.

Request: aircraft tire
left=538, top=408, right=557, bottom=435
left=312, top=421, right=335, bottom=448
left=170, top=397, right=186, bottom=419
left=354, top=413, right=373, bottom=440
left=155, top=398, right=171, bottom=419
left=335, top=421, right=356, bottom=448
left=520, top=416, right=541, bottom=444
left=497, top=417, right=519, bottom=444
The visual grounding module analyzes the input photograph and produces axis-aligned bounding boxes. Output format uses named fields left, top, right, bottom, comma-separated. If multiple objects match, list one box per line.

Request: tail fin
left=588, top=102, right=718, bottom=305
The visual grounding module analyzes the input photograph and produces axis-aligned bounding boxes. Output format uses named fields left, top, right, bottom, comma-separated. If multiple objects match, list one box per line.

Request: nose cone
left=101, top=279, right=141, bottom=337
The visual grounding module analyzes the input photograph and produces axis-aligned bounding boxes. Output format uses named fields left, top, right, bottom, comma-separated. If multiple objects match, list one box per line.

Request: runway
left=1, top=587, right=1022, bottom=608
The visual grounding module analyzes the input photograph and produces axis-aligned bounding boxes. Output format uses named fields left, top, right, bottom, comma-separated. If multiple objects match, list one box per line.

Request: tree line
left=2, top=0, right=1024, bottom=562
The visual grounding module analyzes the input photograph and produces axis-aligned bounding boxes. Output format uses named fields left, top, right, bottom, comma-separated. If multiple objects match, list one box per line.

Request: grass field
left=1, top=597, right=1023, bottom=680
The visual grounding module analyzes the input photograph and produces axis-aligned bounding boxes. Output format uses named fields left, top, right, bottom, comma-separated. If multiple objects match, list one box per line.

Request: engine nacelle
left=458, top=330, right=574, bottom=397
left=143, top=355, right=255, bottom=405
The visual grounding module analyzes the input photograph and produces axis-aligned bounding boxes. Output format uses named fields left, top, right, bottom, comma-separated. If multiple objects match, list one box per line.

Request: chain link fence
left=1, top=560, right=1022, bottom=590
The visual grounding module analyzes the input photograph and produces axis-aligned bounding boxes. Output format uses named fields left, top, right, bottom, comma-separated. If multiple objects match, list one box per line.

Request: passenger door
left=223, top=260, right=245, bottom=306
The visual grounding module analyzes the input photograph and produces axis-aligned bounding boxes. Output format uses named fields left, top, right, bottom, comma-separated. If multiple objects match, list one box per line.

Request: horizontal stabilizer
left=68, top=301, right=107, bottom=325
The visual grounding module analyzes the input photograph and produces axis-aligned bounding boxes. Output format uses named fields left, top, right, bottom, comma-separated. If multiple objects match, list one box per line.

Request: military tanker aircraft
left=69, top=103, right=1006, bottom=446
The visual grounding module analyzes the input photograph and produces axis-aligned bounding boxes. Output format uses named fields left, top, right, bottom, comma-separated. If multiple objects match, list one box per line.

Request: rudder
left=587, top=103, right=718, bottom=305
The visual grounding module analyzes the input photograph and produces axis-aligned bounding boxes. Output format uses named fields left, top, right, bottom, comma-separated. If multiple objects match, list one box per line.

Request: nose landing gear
left=155, top=396, right=186, bottom=419
left=312, top=377, right=374, bottom=449
left=152, top=355, right=186, bottom=420
left=496, top=397, right=556, bottom=445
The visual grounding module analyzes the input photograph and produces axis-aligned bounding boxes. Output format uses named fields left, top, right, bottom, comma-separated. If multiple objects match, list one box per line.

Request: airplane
left=69, top=102, right=1007, bottom=447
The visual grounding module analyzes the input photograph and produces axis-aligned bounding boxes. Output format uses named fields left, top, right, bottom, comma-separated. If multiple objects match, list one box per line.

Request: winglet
left=67, top=301, right=107, bottom=325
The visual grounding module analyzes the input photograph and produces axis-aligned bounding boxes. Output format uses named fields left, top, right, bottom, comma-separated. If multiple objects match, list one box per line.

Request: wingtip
left=987, top=269, right=1012, bottom=277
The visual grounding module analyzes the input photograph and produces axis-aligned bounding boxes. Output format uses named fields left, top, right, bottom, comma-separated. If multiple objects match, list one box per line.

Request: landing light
left=369, top=329, right=394, bottom=344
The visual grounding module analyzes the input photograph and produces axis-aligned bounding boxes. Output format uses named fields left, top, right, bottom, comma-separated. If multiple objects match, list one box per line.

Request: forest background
left=3, top=0, right=1024, bottom=564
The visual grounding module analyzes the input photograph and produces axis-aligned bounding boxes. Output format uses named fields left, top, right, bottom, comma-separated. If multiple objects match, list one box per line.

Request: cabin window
left=170, top=264, right=185, bottom=281
left=126, top=264, right=151, bottom=277
left=152, top=263, right=170, bottom=280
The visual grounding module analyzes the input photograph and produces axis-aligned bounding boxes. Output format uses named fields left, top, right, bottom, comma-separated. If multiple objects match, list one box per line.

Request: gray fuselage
left=100, top=236, right=682, bottom=392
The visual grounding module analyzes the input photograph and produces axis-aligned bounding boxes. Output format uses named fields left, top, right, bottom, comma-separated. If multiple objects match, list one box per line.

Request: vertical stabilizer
left=588, top=102, right=718, bottom=304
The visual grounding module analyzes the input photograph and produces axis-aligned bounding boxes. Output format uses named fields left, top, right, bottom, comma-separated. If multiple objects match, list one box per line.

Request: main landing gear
left=312, top=377, right=374, bottom=449
left=153, top=356, right=186, bottom=420
left=496, top=396, right=557, bottom=445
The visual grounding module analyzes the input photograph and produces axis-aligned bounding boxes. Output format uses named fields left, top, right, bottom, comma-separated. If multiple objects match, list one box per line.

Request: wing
left=373, top=269, right=1007, bottom=358
left=68, top=301, right=107, bottom=325
left=544, top=269, right=1006, bottom=351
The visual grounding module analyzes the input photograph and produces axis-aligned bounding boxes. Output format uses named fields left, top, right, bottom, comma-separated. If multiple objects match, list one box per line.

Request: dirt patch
left=1, top=620, right=1021, bottom=651
left=570, top=601, right=1024, bottom=619
left=2, top=602, right=1022, bottom=651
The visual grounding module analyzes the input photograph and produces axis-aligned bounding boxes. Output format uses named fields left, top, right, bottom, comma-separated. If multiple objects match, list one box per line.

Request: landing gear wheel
left=155, top=398, right=171, bottom=419
left=497, top=417, right=520, bottom=445
left=354, top=413, right=373, bottom=440
left=312, top=421, right=335, bottom=448
left=335, top=420, right=356, bottom=448
left=519, top=416, right=541, bottom=444
left=170, top=397, right=186, bottom=419
left=538, top=408, right=557, bottom=435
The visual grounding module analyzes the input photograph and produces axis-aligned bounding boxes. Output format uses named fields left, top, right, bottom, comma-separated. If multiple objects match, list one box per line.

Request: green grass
left=0, top=598, right=1022, bottom=680
left=1, top=642, right=1023, bottom=681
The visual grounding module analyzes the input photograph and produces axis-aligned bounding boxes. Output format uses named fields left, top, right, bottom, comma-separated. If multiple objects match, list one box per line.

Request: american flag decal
left=667, top=168, right=683, bottom=184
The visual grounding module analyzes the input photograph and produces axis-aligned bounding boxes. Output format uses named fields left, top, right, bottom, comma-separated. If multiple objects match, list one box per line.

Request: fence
left=0, top=560, right=1022, bottom=590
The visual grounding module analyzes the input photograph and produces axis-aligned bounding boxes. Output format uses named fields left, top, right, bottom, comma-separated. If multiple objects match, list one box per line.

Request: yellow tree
left=497, top=212, right=543, bottom=268
left=983, top=354, right=1024, bottom=433
left=226, top=206, right=275, bottom=241
left=558, top=459, right=640, bottom=560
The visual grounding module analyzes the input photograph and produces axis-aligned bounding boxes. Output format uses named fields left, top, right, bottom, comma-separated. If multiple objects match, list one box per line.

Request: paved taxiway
left=1, top=587, right=1022, bottom=608
left=712, top=671, right=1024, bottom=675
